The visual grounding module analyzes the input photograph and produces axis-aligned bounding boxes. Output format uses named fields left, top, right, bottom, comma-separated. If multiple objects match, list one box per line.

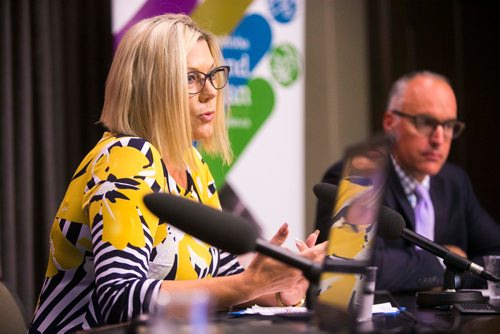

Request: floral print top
left=29, top=133, right=243, bottom=333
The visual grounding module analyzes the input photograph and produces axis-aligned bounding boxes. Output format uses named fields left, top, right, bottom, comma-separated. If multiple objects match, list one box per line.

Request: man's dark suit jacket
left=315, top=161, right=500, bottom=292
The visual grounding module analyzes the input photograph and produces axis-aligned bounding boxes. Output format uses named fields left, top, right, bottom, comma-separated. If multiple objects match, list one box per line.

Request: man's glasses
left=187, top=65, right=230, bottom=95
left=391, top=110, right=466, bottom=139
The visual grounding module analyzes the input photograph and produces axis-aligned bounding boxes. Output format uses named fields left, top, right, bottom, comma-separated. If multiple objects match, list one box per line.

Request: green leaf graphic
left=202, top=77, right=274, bottom=187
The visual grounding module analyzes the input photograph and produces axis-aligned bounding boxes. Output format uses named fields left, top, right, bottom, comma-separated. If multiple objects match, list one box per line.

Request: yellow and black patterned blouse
left=29, top=132, right=243, bottom=333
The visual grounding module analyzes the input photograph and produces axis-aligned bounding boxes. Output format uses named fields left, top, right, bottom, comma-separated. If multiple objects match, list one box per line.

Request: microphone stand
left=306, top=258, right=369, bottom=310
left=416, top=253, right=486, bottom=308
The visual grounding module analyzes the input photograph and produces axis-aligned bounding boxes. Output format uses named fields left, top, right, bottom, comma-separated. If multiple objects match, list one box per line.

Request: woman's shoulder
left=90, top=132, right=166, bottom=176
left=100, top=132, right=158, bottom=152
left=92, top=133, right=161, bottom=161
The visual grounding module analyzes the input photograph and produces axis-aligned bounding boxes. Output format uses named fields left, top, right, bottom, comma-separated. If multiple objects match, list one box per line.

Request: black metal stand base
left=416, top=290, right=487, bottom=308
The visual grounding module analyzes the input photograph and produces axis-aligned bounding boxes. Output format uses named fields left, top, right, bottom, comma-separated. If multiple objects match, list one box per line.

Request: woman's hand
left=243, top=223, right=305, bottom=299
left=295, top=229, right=327, bottom=263
left=277, top=229, right=327, bottom=306
left=243, top=225, right=328, bottom=307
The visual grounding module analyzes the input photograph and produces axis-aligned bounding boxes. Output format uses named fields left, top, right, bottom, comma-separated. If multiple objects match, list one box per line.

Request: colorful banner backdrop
left=112, top=0, right=305, bottom=247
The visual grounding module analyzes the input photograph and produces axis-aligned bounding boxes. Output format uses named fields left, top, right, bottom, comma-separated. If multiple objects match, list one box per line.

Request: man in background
left=316, top=71, right=500, bottom=292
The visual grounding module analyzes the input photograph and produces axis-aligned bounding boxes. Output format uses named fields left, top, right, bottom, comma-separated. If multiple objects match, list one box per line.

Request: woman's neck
left=167, top=163, right=187, bottom=189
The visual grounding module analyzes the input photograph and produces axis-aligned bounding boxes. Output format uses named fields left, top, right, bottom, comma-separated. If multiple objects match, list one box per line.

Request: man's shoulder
left=321, top=159, right=344, bottom=184
left=436, top=162, right=469, bottom=180
left=433, top=162, right=472, bottom=191
left=327, top=159, right=344, bottom=172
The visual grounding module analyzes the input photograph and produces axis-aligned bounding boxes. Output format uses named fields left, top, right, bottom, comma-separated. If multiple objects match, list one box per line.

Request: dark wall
left=1, top=0, right=112, bottom=317
left=367, top=0, right=500, bottom=221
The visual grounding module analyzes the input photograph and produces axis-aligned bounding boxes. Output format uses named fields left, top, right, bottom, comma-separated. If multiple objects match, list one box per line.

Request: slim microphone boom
left=376, top=207, right=500, bottom=283
left=313, top=182, right=500, bottom=283
left=377, top=206, right=500, bottom=307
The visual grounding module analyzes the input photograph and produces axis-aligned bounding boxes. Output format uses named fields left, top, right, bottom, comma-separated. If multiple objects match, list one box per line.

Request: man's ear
left=383, top=111, right=396, bottom=132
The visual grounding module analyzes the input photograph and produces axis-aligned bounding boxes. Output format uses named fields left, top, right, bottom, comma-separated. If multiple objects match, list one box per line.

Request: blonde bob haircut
left=100, top=13, right=232, bottom=168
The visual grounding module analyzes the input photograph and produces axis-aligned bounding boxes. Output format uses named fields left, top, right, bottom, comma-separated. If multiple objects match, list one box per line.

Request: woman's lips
left=198, top=111, right=215, bottom=122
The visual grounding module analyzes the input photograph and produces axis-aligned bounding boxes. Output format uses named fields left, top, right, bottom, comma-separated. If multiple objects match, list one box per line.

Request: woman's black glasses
left=187, top=65, right=230, bottom=95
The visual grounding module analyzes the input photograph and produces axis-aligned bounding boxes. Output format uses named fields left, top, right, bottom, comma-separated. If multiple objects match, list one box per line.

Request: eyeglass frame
left=390, top=109, right=466, bottom=139
left=187, top=65, right=230, bottom=95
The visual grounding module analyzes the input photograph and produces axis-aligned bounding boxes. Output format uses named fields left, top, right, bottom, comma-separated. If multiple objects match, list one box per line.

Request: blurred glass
left=150, top=289, right=214, bottom=334
left=484, top=255, right=500, bottom=299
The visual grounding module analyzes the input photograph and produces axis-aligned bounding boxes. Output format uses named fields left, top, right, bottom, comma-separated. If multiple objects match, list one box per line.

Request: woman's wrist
left=275, top=291, right=306, bottom=307
left=238, top=269, right=263, bottom=302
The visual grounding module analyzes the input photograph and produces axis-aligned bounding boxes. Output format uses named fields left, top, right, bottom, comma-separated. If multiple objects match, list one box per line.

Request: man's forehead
left=403, top=78, right=456, bottom=114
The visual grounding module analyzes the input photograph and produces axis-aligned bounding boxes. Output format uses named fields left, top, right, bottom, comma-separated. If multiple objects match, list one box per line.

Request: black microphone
left=144, top=192, right=257, bottom=254
left=143, top=193, right=322, bottom=281
left=313, top=182, right=500, bottom=283
left=313, top=183, right=338, bottom=205
left=377, top=206, right=500, bottom=283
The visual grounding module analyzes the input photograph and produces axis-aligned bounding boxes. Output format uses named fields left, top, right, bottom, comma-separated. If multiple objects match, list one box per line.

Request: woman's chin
left=193, top=126, right=214, bottom=141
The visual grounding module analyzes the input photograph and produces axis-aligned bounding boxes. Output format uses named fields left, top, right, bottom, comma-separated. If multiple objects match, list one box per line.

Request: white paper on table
left=372, top=302, right=399, bottom=314
left=232, top=305, right=308, bottom=316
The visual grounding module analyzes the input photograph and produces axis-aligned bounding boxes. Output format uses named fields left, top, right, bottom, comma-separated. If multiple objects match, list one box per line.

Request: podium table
left=77, top=292, right=500, bottom=334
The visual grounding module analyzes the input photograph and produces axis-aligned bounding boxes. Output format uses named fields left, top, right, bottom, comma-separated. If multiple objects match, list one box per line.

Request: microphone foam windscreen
left=313, top=183, right=338, bottom=204
left=143, top=193, right=258, bottom=254
left=376, top=206, right=405, bottom=240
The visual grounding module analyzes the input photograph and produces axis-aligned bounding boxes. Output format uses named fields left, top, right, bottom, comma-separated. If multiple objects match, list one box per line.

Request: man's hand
left=443, top=244, right=468, bottom=258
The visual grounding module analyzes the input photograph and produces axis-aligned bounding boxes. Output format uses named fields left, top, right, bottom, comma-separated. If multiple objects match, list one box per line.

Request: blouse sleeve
left=82, top=138, right=165, bottom=324
left=216, top=251, right=245, bottom=276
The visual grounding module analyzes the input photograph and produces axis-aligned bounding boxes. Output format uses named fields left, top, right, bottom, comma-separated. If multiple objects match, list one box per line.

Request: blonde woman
left=29, top=13, right=322, bottom=333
